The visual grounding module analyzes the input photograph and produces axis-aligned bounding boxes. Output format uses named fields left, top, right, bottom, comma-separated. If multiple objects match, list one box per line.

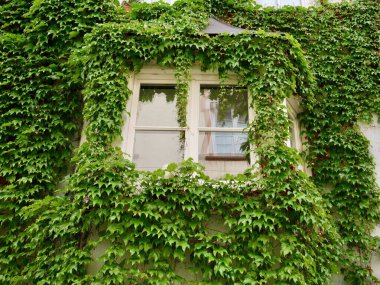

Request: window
left=198, top=86, right=250, bottom=177
left=122, top=65, right=301, bottom=178
left=132, top=85, right=184, bottom=171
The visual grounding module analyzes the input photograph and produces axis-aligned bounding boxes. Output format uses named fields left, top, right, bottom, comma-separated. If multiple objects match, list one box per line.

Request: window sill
left=201, top=154, right=247, bottom=161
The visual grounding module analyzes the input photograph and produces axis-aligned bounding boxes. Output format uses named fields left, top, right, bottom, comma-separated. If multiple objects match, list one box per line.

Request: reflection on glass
left=199, top=131, right=248, bottom=158
left=199, top=86, right=248, bottom=128
left=133, top=131, right=184, bottom=171
left=199, top=132, right=249, bottom=178
left=136, top=86, right=178, bottom=127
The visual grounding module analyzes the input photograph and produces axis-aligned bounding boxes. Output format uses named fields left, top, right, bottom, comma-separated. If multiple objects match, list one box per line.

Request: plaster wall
left=332, top=117, right=380, bottom=284
left=359, top=116, right=380, bottom=280
left=86, top=63, right=380, bottom=282
left=87, top=116, right=380, bottom=283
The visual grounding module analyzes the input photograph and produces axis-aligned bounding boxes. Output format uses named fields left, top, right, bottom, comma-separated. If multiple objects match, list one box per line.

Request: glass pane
left=198, top=131, right=249, bottom=178
left=199, top=86, right=248, bottom=128
left=133, top=131, right=184, bottom=171
left=136, top=86, right=178, bottom=127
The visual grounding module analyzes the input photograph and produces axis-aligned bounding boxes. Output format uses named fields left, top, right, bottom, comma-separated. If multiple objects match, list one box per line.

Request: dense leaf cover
left=213, top=1, right=380, bottom=282
left=0, top=0, right=379, bottom=284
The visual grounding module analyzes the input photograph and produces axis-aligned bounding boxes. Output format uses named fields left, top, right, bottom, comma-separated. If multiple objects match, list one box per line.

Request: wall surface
left=359, top=116, right=380, bottom=280
left=88, top=112, right=380, bottom=283
left=332, top=117, right=380, bottom=284
left=360, top=116, right=380, bottom=184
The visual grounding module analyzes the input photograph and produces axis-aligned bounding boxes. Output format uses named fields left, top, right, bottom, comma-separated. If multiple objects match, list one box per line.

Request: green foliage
left=0, top=0, right=123, bottom=281
left=0, top=0, right=379, bottom=284
left=0, top=0, right=31, bottom=34
left=213, top=0, right=380, bottom=282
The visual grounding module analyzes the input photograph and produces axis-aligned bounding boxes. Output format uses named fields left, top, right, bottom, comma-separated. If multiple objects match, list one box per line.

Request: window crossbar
left=198, top=127, right=245, bottom=132
left=135, top=126, right=186, bottom=131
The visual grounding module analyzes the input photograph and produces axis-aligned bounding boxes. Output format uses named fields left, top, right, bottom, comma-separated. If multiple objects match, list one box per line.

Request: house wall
left=333, top=117, right=380, bottom=284
left=359, top=116, right=380, bottom=280
left=87, top=62, right=380, bottom=282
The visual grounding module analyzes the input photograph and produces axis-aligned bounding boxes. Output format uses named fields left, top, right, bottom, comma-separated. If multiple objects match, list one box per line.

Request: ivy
left=213, top=0, right=380, bottom=282
left=0, top=0, right=123, bottom=281
left=0, top=0, right=379, bottom=284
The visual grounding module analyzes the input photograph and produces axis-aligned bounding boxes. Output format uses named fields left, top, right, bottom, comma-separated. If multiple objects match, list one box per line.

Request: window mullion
left=248, top=91, right=257, bottom=167
left=284, top=98, right=292, bottom=147
left=123, top=76, right=139, bottom=159
left=185, top=80, right=199, bottom=162
left=198, top=127, right=245, bottom=132
left=135, top=126, right=186, bottom=131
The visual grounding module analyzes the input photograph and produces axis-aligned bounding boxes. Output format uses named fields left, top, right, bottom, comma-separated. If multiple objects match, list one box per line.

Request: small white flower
left=164, top=171, right=172, bottom=179
left=190, top=171, right=198, bottom=179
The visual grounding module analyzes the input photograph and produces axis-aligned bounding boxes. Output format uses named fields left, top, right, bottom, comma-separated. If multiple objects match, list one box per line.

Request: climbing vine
left=0, top=0, right=379, bottom=284
left=211, top=0, right=380, bottom=282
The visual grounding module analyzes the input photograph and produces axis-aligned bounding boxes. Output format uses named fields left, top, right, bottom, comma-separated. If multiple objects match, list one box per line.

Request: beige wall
left=88, top=115, right=380, bottom=283
left=359, top=116, right=380, bottom=280
left=332, top=117, right=380, bottom=284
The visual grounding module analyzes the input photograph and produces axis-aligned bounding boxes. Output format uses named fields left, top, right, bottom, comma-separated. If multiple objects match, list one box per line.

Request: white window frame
left=122, top=77, right=182, bottom=161
left=192, top=81, right=255, bottom=163
left=121, top=65, right=255, bottom=167
left=120, top=64, right=303, bottom=173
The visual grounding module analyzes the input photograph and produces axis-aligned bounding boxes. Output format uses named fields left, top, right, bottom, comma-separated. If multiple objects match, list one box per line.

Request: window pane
left=199, top=86, right=248, bottom=128
left=198, top=131, right=249, bottom=178
left=136, top=86, right=178, bottom=127
left=133, top=131, right=184, bottom=171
